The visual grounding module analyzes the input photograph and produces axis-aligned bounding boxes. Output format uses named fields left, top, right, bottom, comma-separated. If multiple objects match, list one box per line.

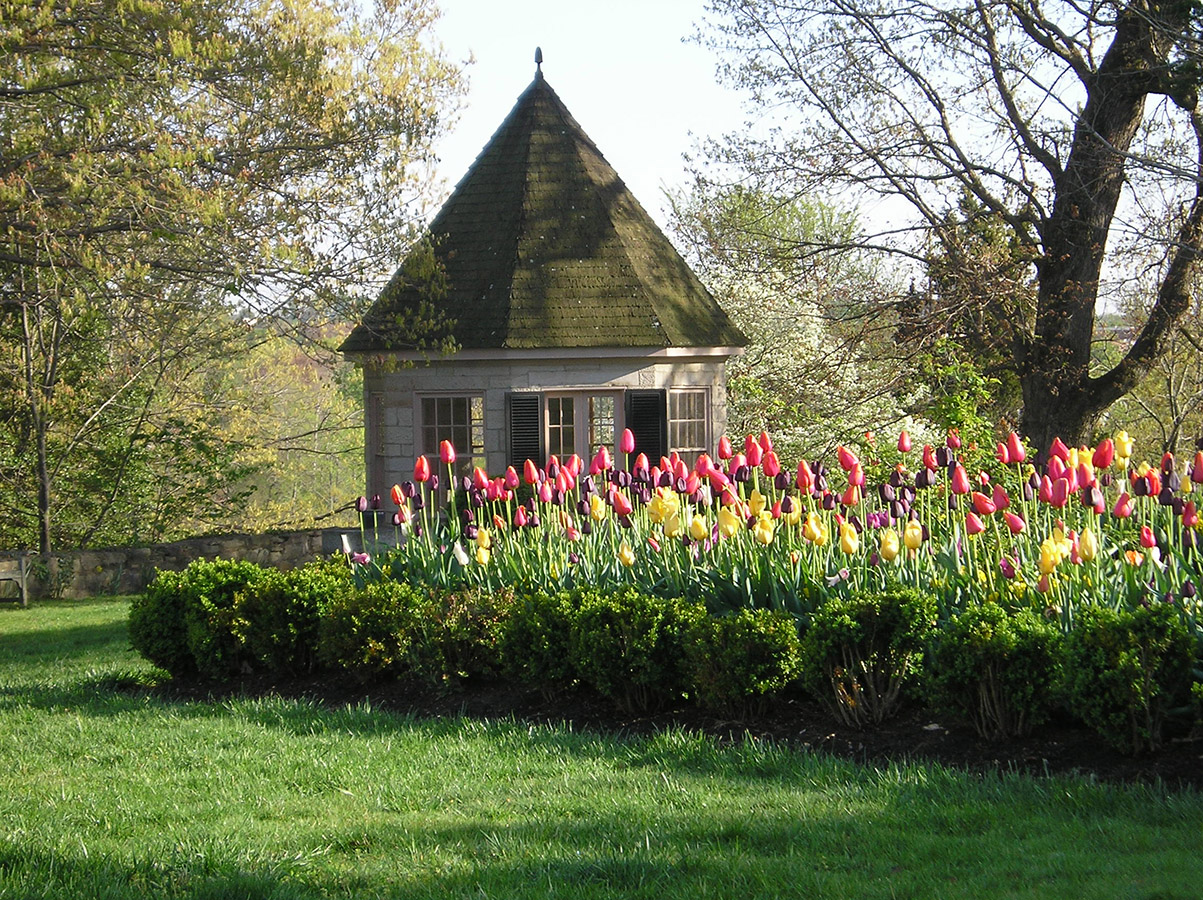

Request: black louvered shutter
left=507, top=392, right=543, bottom=469
left=624, top=390, right=666, bottom=466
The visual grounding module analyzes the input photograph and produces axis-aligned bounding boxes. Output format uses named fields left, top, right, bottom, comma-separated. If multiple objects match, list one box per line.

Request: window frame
left=668, top=388, right=710, bottom=464
left=417, top=392, right=486, bottom=477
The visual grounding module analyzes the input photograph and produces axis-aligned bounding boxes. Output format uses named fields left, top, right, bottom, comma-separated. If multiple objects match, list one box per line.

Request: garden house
left=341, top=53, right=746, bottom=495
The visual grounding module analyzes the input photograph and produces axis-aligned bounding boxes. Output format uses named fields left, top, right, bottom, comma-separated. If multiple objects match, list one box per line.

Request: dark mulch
left=154, top=674, right=1203, bottom=793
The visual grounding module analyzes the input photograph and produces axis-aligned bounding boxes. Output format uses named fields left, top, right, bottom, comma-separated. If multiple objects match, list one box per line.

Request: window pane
left=588, top=395, right=615, bottom=454
left=420, top=394, right=485, bottom=476
left=668, top=389, right=707, bottom=464
left=547, top=395, right=575, bottom=459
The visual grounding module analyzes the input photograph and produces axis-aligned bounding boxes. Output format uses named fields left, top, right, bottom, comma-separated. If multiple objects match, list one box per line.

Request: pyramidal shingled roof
left=340, top=60, right=746, bottom=353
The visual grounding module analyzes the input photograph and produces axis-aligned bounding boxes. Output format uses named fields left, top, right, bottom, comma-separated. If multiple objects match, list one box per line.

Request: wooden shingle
left=341, top=66, right=746, bottom=353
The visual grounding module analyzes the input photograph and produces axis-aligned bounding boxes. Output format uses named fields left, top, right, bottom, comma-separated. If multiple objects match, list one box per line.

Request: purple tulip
left=355, top=496, right=369, bottom=513
left=370, top=494, right=381, bottom=510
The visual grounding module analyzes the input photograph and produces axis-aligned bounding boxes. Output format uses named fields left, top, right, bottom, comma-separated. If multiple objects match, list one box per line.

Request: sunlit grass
left=1, top=598, right=1200, bottom=899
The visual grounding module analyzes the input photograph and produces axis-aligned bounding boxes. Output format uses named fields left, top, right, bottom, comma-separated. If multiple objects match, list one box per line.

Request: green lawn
left=1, top=598, right=1200, bottom=899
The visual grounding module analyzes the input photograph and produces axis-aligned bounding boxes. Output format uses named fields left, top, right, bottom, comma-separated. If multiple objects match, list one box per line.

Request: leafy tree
left=0, top=0, right=462, bottom=551
left=668, top=183, right=924, bottom=461
left=699, top=0, right=1203, bottom=450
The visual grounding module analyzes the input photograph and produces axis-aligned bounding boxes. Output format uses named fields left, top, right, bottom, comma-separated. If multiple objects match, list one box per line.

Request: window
left=588, top=395, right=615, bottom=454
left=545, top=392, right=620, bottom=461
left=546, top=395, right=576, bottom=458
left=669, top=389, right=708, bottom=464
left=420, top=395, right=484, bottom=476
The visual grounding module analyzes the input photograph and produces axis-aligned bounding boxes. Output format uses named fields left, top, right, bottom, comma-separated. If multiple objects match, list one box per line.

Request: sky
left=426, top=0, right=748, bottom=230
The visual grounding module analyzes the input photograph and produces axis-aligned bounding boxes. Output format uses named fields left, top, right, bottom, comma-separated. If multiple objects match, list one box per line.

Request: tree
left=0, top=0, right=462, bottom=551
left=699, top=0, right=1203, bottom=449
left=668, top=183, right=926, bottom=461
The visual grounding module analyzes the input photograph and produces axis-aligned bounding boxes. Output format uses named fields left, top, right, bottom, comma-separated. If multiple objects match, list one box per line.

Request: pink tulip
left=1093, top=438, right=1114, bottom=469
left=837, top=445, right=859, bottom=471
left=1039, top=475, right=1054, bottom=504
left=971, top=491, right=995, bottom=516
left=524, top=458, right=540, bottom=485
left=946, top=429, right=962, bottom=449
left=590, top=446, right=611, bottom=475
left=514, top=507, right=529, bottom=528
left=693, top=453, right=711, bottom=476
left=898, top=431, right=912, bottom=453
left=1050, top=477, right=1069, bottom=508
left=1006, top=431, right=1026, bottom=464
left=1113, top=492, right=1133, bottom=518
left=992, top=483, right=1010, bottom=511
left=965, top=512, right=985, bottom=535
left=996, top=442, right=1010, bottom=465
left=951, top=464, right=970, bottom=495
left=1004, top=512, right=1026, bottom=534
left=848, top=462, right=866, bottom=487
left=1140, top=525, right=1157, bottom=549
left=504, top=466, right=521, bottom=490
left=439, top=440, right=456, bottom=465
left=717, top=436, right=733, bottom=460
left=612, top=490, right=633, bottom=518
left=763, top=450, right=781, bottom=478
left=1183, top=500, right=1198, bottom=528
left=538, top=481, right=553, bottom=503
left=1192, top=450, right=1203, bottom=484
left=620, top=428, right=636, bottom=455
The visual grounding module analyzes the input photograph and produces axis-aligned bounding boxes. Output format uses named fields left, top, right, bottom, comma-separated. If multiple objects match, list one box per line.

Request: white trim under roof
left=345, top=345, right=746, bottom=364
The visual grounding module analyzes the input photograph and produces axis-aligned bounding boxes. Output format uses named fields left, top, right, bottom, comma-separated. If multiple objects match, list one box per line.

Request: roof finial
left=534, top=46, right=543, bottom=77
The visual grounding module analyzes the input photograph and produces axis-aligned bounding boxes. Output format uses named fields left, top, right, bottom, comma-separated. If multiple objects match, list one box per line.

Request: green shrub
left=570, top=588, right=706, bottom=713
left=129, top=569, right=194, bottom=677
left=499, top=590, right=580, bottom=698
left=129, top=558, right=271, bottom=680
left=317, top=580, right=436, bottom=682
left=235, top=558, right=354, bottom=676
left=684, top=608, right=802, bottom=715
left=1060, top=602, right=1194, bottom=755
left=927, top=604, right=1060, bottom=739
left=799, top=587, right=936, bottom=727
left=429, top=586, right=516, bottom=683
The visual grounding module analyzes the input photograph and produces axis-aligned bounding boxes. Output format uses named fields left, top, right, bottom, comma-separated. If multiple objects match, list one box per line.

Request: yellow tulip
left=475, top=545, right=490, bottom=566
left=475, top=527, right=491, bottom=550
left=589, top=493, right=607, bottom=522
left=663, top=511, right=681, bottom=539
left=839, top=521, right=859, bottom=554
left=802, top=512, right=823, bottom=544
left=903, top=519, right=924, bottom=551
left=748, top=488, right=767, bottom=517
left=1079, top=527, right=1099, bottom=562
left=754, top=515, right=775, bottom=545
left=689, top=514, right=709, bottom=541
left=1114, top=429, right=1134, bottom=464
left=648, top=487, right=678, bottom=524
left=618, top=542, right=635, bottom=567
left=879, top=528, right=900, bottom=562
left=718, top=506, right=741, bottom=538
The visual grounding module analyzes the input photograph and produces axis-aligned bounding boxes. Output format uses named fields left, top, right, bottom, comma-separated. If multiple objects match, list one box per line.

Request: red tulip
left=922, top=444, right=937, bottom=470
left=514, top=507, right=529, bottom=528
left=848, top=462, right=866, bottom=487
left=620, top=428, right=636, bottom=455
left=840, top=484, right=861, bottom=507
left=612, top=489, right=633, bottom=518
left=759, top=430, right=773, bottom=452
left=837, top=445, right=859, bottom=471
left=390, top=484, right=404, bottom=507
left=1092, top=438, right=1114, bottom=469
left=685, top=471, right=701, bottom=494
left=556, top=470, right=573, bottom=494
left=414, top=455, right=431, bottom=483
left=1192, top=451, right=1203, bottom=484
left=523, top=458, right=540, bottom=485
left=717, top=435, right=733, bottom=460
left=898, top=430, right=912, bottom=453
left=590, top=446, right=611, bottom=475
left=1050, top=477, right=1069, bottom=508
left=796, top=459, right=814, bottom=493
left=996, top=442, right=1010, bottom=465
left=745, top=441, right=763, bottom=467
left=1049, top=437, right=1070, bottom=462
left=1184, top=500, right=1199, bottom=528
left=951, top=464, right=970, bottom=495
left=946, top=429, right=962, bottom=449
left=439, top=440, right=456, bottom=465
left=971, top=491, right=995, bottom=516
left=1140, top=525, right=1156, bottom=549
left=1038, top=475, right=1054, bottom=504
left=565, top=454, right=583, bottom=477
left=472, top=467, right=489, bottom=490
left=763, top=450, right=781, bottom=478
left=1006, top=432, right=1026, bottom=464
left=965, top=512, right=985, bottom=535
left=1004, top=512, right=1026, bottom=534
left=1113, top=492, right=1133, bottom=518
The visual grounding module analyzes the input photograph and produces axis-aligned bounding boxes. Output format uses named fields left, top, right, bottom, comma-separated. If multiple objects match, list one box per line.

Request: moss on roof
left=341, top=69, right=747, bottom=354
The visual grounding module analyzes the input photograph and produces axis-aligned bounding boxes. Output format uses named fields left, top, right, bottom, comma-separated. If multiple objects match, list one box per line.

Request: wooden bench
left=0, top=555, right=29, bottom=607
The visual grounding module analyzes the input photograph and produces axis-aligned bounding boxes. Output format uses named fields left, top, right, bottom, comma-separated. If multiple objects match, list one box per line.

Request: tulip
left=589, top=493, right=607, bottom=522
left=1140, top=525, right=1157, bottom=549
left=840, top=484, right=861, bottom=507
left=689, top=514, right=709, bottom=541
left=590, top=446, right=612, bottom=474
left=922, top=444, right=938, bottom=470
left=521, top=458, right=539, bottom=486
left=717, top=435, right=733, bottom=460
left=718, top=506, right=741, bottom=538
left=406, top=451, right=430, bottom=484
left=996, top=442, right=1010, bottom=465
left=898, top=430, right=912, bottom=453
left=950, top=464, right=970, bottom=495
left=759, top=430, right=773, bottom=452
left=965, top=512, right=985, bottom=535
left=617, top=542, right=636, bottom=567
left=473, top=542, right=490, bottom=564
left=1092, top=438, right=1114, bottom=469
left=1192, top=451, right=1203, bottom=484
left=1184, top=500, right=1199, bottom=528
left=1050, top=477, right=1069, bottom=508
left=1125, top=549, right=1144, bottom=566
left=999, top=431, right=1022, bottom=464
left=1112, top=492, right=1133, bottom=518
left=754, top=514, right=775, bottom=545
left=839, top=521, right=860, bottom=554
left=999, top=556, right=1017, bottom=579
left=796, top=459, right=814, bottom=493
left=763, top=450, right=781, bottom=478
left=945, top=429, right=960, bottom=449
left=879, top=529, right=901, bottom=562
left=471, top=467, right=488, bottom=491
left=390, top=484, right=405, bottom=507
left=1004, top=512, right=1026, bottom=535
left=745, top=441, right=763, bottom=467
left=903, top=518, right=924, bottom=551
left=439, top=440, right=456, bottom=465
left=1079, top=527, right=1099, bottom=562
left=748, top=488, right=768, bottom=517
left=612, top=489, right=634, bottom=518
left=992, top=483, right=1010, bottom=511
left=620, top=428, right=636, bottom=454
left=1048, top=437, right=1069, bottom=461
left=1114, top=429, right=1134, bottom=464
left=837, top=445, right=859, bottom=471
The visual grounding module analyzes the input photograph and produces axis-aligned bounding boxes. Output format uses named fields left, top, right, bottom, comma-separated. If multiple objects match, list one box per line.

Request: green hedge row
left=129, top=558, right=1202, bottom=755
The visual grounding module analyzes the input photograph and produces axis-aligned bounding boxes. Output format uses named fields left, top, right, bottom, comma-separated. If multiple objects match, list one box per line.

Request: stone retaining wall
left=0, top=529, right=353, bottom=602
